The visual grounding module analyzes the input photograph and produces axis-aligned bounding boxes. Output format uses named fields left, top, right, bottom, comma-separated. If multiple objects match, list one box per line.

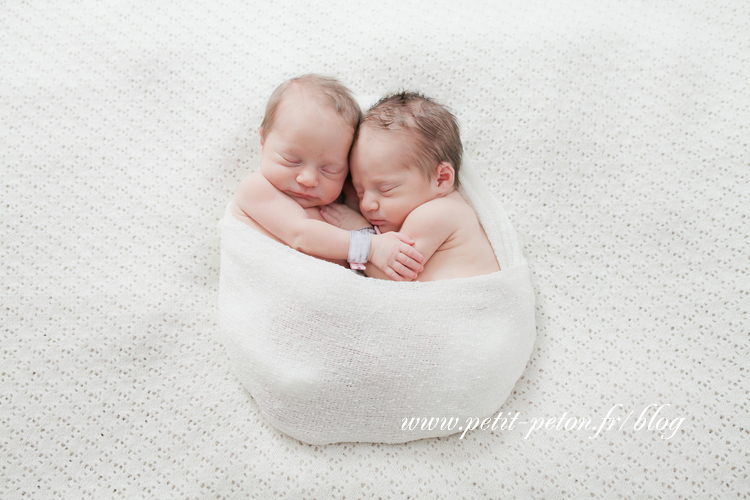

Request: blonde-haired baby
left=231, top=75, right=424, bottom=280
left=321, top=92, right=500, bottom=281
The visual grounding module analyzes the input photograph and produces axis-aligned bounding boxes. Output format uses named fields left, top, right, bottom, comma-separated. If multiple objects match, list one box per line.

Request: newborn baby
left=322, top=92, right=500, bottom=281
left=230, top=75, right=424, bottom=280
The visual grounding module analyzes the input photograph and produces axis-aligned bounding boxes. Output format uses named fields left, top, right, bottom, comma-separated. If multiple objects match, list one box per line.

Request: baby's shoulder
left=235, top=171, right=275, bottom=202
left=406, top=192, right=472, bottom=228
left=236, top=170, right=263, bottom=191
left=412, top=191, right=472, bottom=216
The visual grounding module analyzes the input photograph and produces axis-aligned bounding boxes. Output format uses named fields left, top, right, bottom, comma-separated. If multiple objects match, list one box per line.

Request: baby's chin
left=294, top=196, right=329, bottom=209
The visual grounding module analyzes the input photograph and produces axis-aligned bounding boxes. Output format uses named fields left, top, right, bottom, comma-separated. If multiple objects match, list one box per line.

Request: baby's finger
left=394, top=232, right=415, bottom=245
left=397, top=253, right=423, bottom=273
left=394, top=262, right=418, bottom=281
left=319, top=207, right=338, bottom=223
left=386, top=266, right=404, bottom=282
left=328, top=203, right=349, bottom=216
left=400, top=243, right=425, bottom=263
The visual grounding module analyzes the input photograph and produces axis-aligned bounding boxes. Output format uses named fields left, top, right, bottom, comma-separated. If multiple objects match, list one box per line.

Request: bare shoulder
left=230, top=172, right=258, bottom=219
left=233, top=171, right=279, bottom=213
left=235, top=171, right=270, bottom=200
left=406, top=191, right=473, bottom=227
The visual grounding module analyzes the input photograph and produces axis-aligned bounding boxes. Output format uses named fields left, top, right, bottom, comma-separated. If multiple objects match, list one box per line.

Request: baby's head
left=349, top=92, right=463, bottom=232
left=259, top=74, right=361, bottom=208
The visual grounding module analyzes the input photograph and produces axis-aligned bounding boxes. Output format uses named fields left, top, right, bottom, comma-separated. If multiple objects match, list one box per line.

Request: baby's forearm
left=287, top=219, right=352, bottom=260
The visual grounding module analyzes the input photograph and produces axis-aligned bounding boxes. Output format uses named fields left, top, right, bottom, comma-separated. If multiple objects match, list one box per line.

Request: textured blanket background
left=2, top=0, right=748, bottom=498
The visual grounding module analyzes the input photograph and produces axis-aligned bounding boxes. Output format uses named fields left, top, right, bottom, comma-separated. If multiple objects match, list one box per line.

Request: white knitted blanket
left=218, top=163, right=536, bottom=445
left=2, top=0, right=748, bottom=498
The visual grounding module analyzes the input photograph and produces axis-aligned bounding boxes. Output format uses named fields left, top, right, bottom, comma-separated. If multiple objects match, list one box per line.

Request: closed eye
left=321, top=165, right=345, bottom=176
left=278, top=154, right=300, bottom=165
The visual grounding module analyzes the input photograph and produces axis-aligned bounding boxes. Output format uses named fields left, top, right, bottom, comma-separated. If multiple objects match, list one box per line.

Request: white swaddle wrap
left=218, top=162, right=536, bottom=444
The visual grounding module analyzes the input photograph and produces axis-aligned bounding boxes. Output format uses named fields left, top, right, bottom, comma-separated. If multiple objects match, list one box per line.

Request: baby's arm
left=321, top=200, right=458, bottom=280
left=321, top=202, right=457, bottom=280
left=319, top=203, right=391, bottom=280
left=367, top=202, right=456, bottom=280
left=396, top=199, right=459, bottom=264
left=235, top=174, right=424, bottom=280
left=234, top=173, right=349, bottom=255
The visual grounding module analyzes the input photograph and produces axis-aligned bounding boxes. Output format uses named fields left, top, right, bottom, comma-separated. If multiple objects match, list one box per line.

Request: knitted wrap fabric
left=218, top=162, right=536, bottom=444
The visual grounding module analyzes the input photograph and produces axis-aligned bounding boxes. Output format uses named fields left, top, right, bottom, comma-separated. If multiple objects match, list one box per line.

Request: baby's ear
left=434, top=162, right=455, bottom=192
left=259, top=127, right=265, bottom=147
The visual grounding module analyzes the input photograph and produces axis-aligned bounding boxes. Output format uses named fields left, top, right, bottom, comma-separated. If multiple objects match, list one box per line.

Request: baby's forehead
left=278, top=91, right=330, bottom=121
left=355, top=126, right=425, bottom=162
left=351, top=159, right=424, bottom=187
left=352, top=169, right=396, bottom=183
left=358, top=123, right=417, bottom=143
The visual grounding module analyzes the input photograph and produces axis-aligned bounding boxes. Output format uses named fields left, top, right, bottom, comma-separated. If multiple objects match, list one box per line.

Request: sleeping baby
left=321, top=92, right=500, bottom=281
left=230, top=75, right=425, bottom=281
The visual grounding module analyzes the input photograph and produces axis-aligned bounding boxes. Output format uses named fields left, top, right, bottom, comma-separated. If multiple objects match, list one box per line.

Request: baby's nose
left=361, top=193, right=379, bottom=211
left=296, top=168, right=318, bottom=187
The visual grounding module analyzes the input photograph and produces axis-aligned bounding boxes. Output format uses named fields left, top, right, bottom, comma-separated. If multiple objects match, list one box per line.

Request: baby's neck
left=441, top=188, right=459, bottom=199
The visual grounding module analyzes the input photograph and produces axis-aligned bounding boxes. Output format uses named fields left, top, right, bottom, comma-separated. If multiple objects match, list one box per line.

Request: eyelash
left=279, top=155, right=300, bottom=165
left=279, top=155, right=342, bottom=177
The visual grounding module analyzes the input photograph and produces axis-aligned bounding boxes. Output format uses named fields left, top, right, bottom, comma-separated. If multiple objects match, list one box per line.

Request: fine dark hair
left=359, top=91, right=462, bottom=188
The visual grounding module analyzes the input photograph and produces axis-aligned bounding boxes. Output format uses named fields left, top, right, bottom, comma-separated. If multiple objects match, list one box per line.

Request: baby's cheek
left=320, top=187, right=342, bottom=205
left=330, top=178, right=348, bottom=199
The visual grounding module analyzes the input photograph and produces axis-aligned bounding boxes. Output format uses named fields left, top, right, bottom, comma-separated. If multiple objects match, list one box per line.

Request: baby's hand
left=369, top=233, right=425, bottom=281
left=320, top=203, right=370, bottom=231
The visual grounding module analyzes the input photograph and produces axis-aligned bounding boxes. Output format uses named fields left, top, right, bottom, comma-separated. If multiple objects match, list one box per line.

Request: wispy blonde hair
left=261, top=74, right=361, bottom=134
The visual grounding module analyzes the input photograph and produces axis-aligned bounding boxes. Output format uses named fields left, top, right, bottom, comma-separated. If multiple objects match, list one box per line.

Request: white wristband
left=348, top=227, right=377, bottom=270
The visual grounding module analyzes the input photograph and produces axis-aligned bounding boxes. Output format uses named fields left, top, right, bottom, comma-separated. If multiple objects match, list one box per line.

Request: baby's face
left=349, top=127, right=439, bottom=233
left=259, top=91, right=353, bottom=208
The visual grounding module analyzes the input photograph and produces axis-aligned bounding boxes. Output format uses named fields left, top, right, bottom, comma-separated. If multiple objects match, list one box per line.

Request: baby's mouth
left=290, top=191, right=315, bottom=200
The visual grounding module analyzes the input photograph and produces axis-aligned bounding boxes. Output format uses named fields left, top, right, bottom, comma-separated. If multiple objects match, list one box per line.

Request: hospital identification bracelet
left=348, top=226, right=380, bottom=270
